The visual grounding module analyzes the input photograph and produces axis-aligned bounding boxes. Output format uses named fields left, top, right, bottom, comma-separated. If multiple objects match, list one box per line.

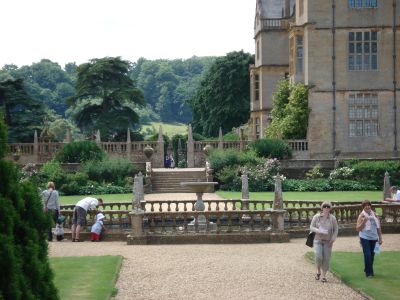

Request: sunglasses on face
left=322, top=205, right=331, bottom=209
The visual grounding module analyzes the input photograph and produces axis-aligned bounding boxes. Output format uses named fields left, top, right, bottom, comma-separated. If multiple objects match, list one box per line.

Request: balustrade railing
left=59, top=202, right=400, bottom=235
left=286, top=140, right=308, bottom=152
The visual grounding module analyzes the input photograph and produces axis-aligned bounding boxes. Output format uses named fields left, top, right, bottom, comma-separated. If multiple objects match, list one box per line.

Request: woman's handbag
left=306, top=232, right=315, bottom=247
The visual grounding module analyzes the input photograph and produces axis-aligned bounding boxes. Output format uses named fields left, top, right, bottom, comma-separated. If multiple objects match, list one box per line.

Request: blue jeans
left=360, top=237, right=377, bottom=277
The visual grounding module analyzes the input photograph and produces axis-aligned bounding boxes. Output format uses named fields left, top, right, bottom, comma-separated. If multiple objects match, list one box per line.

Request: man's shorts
left=72, top=206, right=87, bottom=226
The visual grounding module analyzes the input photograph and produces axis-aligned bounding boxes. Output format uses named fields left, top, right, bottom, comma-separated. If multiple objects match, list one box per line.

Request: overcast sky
left=0, top=0, right=256, bottom=68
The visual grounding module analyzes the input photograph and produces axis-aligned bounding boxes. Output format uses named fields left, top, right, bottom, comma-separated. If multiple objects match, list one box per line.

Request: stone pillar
left=273, top=174, right=284, bottom=210
left=241, top=170, right=249, bottom=210
left=95, top=129, right=101, bottom=144
left=64, top=128, right=72, bottom=143
left=218, top=127, right=223, bottom=150
left=127, top=211, right=146, bottom=244
left=126, top=128, right=131, bottom=160
left=383, top=171, right=391, bottom=200
left=187, top=124, right=195, bottom=168
left=239, top=128, right=245, bottom=152
left=133, top=172, right=144, bottom=212
left=271, top=174, right=287, bottom=234
left=33, top=130, right=39, bottom=162
left=156, top=126, right=164, bottom=168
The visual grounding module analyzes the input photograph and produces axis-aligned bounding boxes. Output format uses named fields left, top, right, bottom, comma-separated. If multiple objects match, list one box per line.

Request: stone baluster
left=127, top=171, right=146, bottom=245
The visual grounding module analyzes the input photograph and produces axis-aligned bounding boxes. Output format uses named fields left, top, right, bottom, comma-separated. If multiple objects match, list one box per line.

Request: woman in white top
left=310, top=201, right=339, bottom=283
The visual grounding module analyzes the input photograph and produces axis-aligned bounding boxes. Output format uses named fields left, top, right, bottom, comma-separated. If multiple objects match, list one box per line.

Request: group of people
left=164, top=154, right=175, bottom=168
left=41, top=182, right=105, bottom=242
left=310, top=184, right=400, bottom=283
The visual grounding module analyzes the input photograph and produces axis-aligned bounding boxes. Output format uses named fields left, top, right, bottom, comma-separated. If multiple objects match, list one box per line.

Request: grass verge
left=306, top=251, right=400, bottom=300
left=216, top=191, right=382, bottom=202
left=50, top=256, right=123, bottom=300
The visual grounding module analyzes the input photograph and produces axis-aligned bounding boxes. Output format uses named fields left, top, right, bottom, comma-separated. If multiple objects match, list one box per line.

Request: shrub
left=223, top=132, right=240, bottom=141
left=59, top=172, right=89, bottom=195
left=282, top=179, right=378, bottom=192
left=81, top=158, right=135, bottom=186
left=329, top=167, right=354, bottom=180
left=55, top=141, right=105, bottom=163
left=37, top=160, right=67, bottom=188
left=78, top=183, right=131, bottom=195
left=208, top=149, right=263, bottom=174
left=305, top=164, right=325, bottom=179
left=249, top=138, right=292, bottom=159
left=346, top=160, right=400, bottom=186
left=216, top=166, right=241, bottom=191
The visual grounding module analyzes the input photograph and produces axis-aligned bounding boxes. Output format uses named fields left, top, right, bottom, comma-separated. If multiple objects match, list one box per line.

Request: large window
left=348, top=93, right=378, bottom=137
left=255, top=117, right=260, bottom=139
left=348, top=31, right=377, bottom=71
left=296, top=36, right=303, bottom=73
left=348, top=0, right=377, bottom=8
left=254, top=74, right=260, bottom=101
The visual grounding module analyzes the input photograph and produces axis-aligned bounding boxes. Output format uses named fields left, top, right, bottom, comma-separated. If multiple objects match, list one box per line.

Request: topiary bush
left=0, top=117, right=58, bottom=299
left=249, top=138, right=292, bottom=159
left=55, top=141, right=105, bottom=163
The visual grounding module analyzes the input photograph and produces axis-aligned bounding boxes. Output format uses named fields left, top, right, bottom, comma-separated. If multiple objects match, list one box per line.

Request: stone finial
left=158, top=126, right=163, bottom=142
left=95, top=129, right=101, bottom=143
left=218, top=127, right=223, bottom=149
left=133, top=172, right=144, bottom=211
left=241, top=172, right=249, bottom=201
left=127, top=128, right=131, bottom=143
left=383, top=171, right=391, bottom=200
left=187, top=124, right=194, bottom=167
left=273, top=173, right=284, bottom=210
left=65, top=128, right=72, bottom=143
left=34, top=130, right=38, bottom=144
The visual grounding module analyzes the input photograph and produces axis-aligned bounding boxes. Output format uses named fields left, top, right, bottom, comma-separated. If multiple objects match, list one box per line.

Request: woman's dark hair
left=361, top=200, right=372, bottom=208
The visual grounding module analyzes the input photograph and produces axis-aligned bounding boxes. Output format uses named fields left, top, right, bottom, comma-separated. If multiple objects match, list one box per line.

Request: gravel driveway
left=49, top=234, right=400, bottom=300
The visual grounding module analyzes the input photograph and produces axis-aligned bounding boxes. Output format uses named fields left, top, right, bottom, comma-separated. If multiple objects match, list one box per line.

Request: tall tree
left=0, top=78, right=46, bottom=142
left=67, top=57, right=145, bottom=140
left=0, top=116, right=58, bottom=300
left=189, top=51, right=254, bottom=137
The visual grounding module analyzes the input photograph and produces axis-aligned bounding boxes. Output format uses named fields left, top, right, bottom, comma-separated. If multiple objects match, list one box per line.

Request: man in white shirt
left=71, top=197, right=103, bottom=242
left=384, top=186, right=400, bottom=203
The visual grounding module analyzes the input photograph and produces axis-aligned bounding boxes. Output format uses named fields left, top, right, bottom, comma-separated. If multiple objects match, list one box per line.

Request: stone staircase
left=150, top=168, right=207, bottom=193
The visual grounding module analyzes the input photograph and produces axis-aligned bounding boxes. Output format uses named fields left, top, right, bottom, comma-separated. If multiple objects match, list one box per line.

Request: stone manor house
left=249, top=0, right=400, bottom=159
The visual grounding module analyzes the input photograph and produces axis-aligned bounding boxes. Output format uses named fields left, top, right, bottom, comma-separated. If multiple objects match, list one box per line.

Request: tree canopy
left=266, top=79, right=310, bottom=139
left=67, top=57, right=145, bottom=140
left=0, top=78, right=46, bottom=142
left=189, top=51, right=254, bottom=137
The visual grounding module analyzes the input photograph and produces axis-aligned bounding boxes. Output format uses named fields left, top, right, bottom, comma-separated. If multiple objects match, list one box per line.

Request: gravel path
left=49, top=234, right=400, bottom=300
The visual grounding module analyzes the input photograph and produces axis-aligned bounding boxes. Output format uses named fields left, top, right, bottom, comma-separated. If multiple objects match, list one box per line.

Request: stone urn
left=203, top=144, right=212, bottom=157
left=143, top=145, right=154, bottom=160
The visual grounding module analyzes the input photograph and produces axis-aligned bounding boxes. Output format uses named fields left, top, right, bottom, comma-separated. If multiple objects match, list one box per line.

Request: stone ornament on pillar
left=187, top=124, right=194, bottom=168
left=144, top=145, right=154, bottom=160
left=133, top=172, right=145, bottom=212
left=383, top=171, right=391, bottom=201
left=273, top=173, right=285, bottom=210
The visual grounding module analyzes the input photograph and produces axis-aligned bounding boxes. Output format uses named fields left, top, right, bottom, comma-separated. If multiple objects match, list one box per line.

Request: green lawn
left=141, top=121, right=187, bottom=138
left=60, top=191, right=383, bottom=205
left=50, top=256, right=122, bottom=300
left=60, top=194, right=132, bottom=205
left=329, top=251, right=400, bottom=300
left=216, top=191, right=383, bottom=202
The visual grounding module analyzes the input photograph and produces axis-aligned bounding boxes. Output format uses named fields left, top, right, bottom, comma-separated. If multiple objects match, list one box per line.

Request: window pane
left=356, top=32, right=362, bottom=41
left=349, top=32, right=354, bottom=41
left=364, top=43, right=370, bottom=53
left=371, top=31, right=377, bottom=41
left=372, top=54, right=377, bottom=69
left=349, top=43, right=354, bottom=53
left=349, top=121, right=356, bottom=137
left=364, top=32, right=370, bottom=41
